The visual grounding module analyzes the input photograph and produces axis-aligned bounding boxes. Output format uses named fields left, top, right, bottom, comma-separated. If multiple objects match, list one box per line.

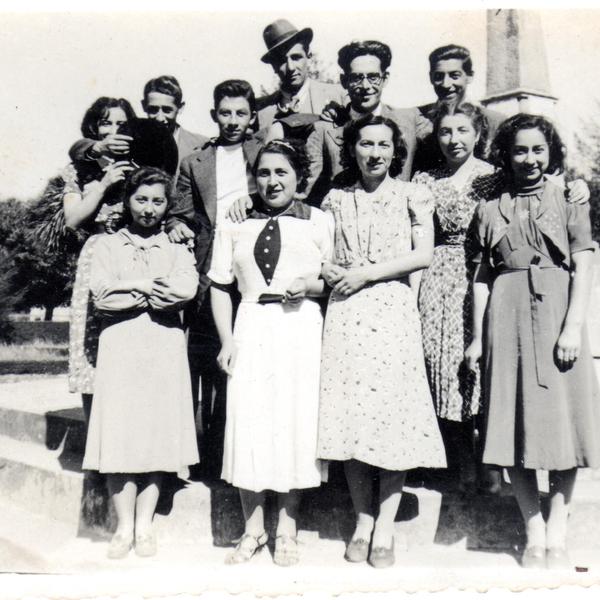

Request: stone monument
left=482, top=9, right=558, bottom=118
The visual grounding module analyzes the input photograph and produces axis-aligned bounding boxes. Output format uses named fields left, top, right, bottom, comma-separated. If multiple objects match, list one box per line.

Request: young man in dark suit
left=167, top=80, right=265, bottom=478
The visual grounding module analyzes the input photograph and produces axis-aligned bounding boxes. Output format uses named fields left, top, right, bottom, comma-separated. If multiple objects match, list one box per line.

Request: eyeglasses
left=146, top=105, right=176, bottom=115
left=346, top=72, right=386, bottom=87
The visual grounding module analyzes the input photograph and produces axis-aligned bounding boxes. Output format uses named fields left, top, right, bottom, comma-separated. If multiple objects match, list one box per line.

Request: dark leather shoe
left=546, top=547, right=571, bottom=570
left=345, top=538, right=369, bottom=563
left=368, top=539, right=395, bottom=569
left=521, top=545, right=546, bottom=569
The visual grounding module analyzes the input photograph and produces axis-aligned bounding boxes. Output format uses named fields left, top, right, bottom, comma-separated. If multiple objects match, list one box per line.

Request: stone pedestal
left=482, top=9, right=558, bottom=119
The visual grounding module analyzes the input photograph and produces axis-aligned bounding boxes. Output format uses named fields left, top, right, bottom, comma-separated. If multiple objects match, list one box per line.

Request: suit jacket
left=256, top=79, right=346, bottom=130
left=176, top=126, right=208, bottom=163
left=304, top=103, right=419, bottom=205
left=413, top=101, right=505, bottom=174
left=167, top=130, right=267, bottom=301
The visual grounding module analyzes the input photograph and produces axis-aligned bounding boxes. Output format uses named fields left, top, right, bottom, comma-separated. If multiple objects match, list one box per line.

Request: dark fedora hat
left=261, top=19, right=313, bottom=64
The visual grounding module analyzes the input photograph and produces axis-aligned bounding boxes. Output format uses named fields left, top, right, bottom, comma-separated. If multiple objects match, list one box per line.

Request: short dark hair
left=122, top=166, right=175, bottom=224
left=143, top=75, right=184, bottom=106
left=80, top=97, right=137, bottom=140
left=340, top=114, right=407, bottom=181
left=428, top=44, right=473, bottom=76
left=213, top=79, right=256, bottom=113
left=490, top=113, right=566, bottom=176
left=433, top=102, right=489, bottom=159
left=252, top=139, right=310, bottom=194
left=338, top=40, right=392, bottom=74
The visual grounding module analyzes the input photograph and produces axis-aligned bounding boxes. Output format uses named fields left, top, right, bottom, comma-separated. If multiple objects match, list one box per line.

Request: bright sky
left=1, top=3, right=599, bottom=200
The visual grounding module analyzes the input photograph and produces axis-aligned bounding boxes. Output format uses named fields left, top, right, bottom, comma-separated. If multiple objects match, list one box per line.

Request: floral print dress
left=317, top=177, right=446, bottom=471
left=413, top=159, right=498, bottom=422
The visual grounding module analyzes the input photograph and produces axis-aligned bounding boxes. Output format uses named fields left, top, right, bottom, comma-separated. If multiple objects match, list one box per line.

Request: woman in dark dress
left=466, top=114, right=600, bottom=569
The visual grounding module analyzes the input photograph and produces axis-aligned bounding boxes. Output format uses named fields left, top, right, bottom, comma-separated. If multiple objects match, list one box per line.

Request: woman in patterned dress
left=412, top=103, right=499, bottom=490
left=63, top=97, right=138, bottom=417
left=465, top=114, right=600, bottom=569
left=317, top=114, right=446, bottom=568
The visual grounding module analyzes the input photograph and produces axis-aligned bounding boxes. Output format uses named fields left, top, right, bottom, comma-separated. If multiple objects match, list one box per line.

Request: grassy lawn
left=0, top=340, right=68, bottom=376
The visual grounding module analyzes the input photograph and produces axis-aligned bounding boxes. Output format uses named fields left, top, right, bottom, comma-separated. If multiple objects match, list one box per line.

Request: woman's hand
left=284, top=278, right=308, bottom=304
left=464, top=337, right=483, bottom=373
left=333, top=267, right=370, bottom=296
left=227, top=196, right=254, bottom=223
left=100, top=161, right=134, bottom=188
left=216, top=340, right=237, bottom=376
left=555, top=324, right=582, bottom=369
left=321, top=262, right=346, bottom=287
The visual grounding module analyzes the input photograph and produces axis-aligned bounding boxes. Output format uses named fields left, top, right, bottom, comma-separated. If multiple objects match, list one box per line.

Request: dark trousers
left=186, top=290, right=239, bottom=480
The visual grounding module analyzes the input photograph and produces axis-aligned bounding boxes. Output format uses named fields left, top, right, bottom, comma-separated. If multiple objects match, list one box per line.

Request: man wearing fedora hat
left=256, top=18, right=345, bottom=131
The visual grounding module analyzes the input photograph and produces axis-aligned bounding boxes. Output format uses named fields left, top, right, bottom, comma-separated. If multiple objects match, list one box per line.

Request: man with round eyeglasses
left=304, top=40, right=419, bottom=204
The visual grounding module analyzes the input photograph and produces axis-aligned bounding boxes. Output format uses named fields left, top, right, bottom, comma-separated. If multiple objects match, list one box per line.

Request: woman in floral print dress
left=412, top=103, right=498, bottom=488
left=317, top=114, right=446, bottom=568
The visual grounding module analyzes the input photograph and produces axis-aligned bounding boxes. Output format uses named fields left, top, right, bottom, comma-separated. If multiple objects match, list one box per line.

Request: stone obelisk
left=482, top=9, right=558, bottom=118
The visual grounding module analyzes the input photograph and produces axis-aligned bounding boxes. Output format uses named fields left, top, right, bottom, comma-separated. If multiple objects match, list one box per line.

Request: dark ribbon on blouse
left=248, top=199, right=311, bottom=286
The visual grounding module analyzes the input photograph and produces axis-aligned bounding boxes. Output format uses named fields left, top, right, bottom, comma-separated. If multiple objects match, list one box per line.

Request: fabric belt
left=497, top=262, right=567, bottom=388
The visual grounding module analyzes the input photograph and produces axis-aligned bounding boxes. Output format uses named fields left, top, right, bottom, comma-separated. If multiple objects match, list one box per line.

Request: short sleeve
left=320, top=190, right=336, bottom=214
left=567, top=201, right=595, bottom=254
left=61, top=164, right=81, bottom=195
left=471, top=199, right=489, bottom=265
left=311, top=208, right=335, bottom=263
left=410, top=171, right=432, bottom=187
left=407, top=183, right=434, bottom=228
left=207, top=223, right=235, bottom=285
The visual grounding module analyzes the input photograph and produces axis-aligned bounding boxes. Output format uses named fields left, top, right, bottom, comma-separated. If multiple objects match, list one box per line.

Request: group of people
left=50, top=18, right=600, bottom=570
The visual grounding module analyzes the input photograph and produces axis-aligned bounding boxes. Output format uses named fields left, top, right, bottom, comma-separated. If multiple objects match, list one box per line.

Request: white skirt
left=222, top=299, right=324, bottom=493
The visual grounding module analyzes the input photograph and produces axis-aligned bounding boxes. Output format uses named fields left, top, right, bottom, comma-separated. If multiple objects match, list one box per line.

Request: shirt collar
left=248, top=198, right=311, bottom=220
left=349, top=101, right=383, bottom=122
left=118, top=227, right=170, bottom=250
left=278, top=78, right=311, bottom=109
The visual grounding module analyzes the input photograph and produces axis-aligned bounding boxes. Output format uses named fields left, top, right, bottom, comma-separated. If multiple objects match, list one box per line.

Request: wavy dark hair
left=80, top=97, right=137, bottom=140
left=428, top=44, right=473, bottom=76
left=122, top=166, right=175, bottom=225
left=433, top=102, right=489, bottom=160
left=339, top=114, right=407, bottom=183
left=252, top=139, right=311, bottom=194
left=213, top=79, right=256, bottom=113
left=338, top=40, right=392, bottom=73
left=143, top=75, right=184, bottom=106
left=490, top=113, right=566, bottom=175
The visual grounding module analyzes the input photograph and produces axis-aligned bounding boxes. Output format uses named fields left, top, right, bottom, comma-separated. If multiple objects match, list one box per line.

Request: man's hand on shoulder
left=168, top=222, right=195, bottom=244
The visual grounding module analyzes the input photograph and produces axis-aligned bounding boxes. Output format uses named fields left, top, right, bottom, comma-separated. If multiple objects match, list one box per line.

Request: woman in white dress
left=209, top=140, right=333, bottom=567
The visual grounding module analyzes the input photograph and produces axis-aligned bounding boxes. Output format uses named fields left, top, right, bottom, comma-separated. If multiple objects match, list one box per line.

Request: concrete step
left=2, top=376, right=600, bottom=554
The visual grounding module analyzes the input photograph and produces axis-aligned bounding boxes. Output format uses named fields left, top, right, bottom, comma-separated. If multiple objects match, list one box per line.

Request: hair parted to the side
left=121, top=166, right=175, bottom=225
left=340, top=114, right=407, bottom=182
left=80, top=97, right=137, bottom=140
left=213, top=79, right=256, bottom=113
left=338, top=40, right=392, bottom=73
left=490, top=113, right=566, bottom=175
left=428, top=44, right=473, bottom=76
left=432, top=102, right=489, bottom=159
left=143, top=75, right=184, bottom=106
left=252, top=139, right=311, bottom=194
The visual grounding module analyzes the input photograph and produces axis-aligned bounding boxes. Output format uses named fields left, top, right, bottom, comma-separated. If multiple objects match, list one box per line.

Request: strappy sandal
left=225, top=531, right=268, bottom=565
left=274, top=534, right=299, bottom=567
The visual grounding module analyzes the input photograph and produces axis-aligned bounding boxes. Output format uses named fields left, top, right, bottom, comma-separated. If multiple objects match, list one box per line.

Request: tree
left=568, top=100, right=600, bottom=242
left=0, top=187, right=81, bottom=322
